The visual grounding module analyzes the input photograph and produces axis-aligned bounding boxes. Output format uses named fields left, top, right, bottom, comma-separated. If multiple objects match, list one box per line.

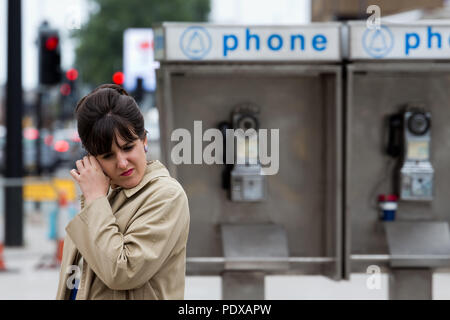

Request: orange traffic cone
left=0, top=243, right=6, bottom=271
left=55, top=239, right=64, bottom=265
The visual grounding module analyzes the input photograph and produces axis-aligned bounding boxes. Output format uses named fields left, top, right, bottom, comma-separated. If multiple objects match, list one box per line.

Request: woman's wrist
left=84, top=193, right=106, bottom=206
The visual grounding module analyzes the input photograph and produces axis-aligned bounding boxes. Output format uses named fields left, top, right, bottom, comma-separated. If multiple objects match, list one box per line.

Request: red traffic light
left=54, top=140, right=70, bottom=153
left=24, top=128, right=39, bottom=140
left=113, top=71, right=124, bottom=85
left=44, top=135, right=54, bottom=146
left=60, top=83, right=71, bottom=96
left=39, top=30, right=62, bottom=85
left=66, top=68, right=78, bottom=81
left=140, top=41, right=152, bottom=50
left=45, top=36, right=59, bottom=51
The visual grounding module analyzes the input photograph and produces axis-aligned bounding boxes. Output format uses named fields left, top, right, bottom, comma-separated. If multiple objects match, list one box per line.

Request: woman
left=56, top=84, right=190, bottom=300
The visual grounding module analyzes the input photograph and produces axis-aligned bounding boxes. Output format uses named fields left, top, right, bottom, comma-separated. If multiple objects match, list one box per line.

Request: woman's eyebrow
left=102, top=142, right=135, bottom=156
left=118, top=142, right=134, bottom=149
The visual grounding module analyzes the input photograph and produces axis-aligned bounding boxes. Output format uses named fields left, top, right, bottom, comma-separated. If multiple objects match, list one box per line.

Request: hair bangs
left=84, top=114, right=139, bottom=156
left=112, top=117, right=140, bottom=148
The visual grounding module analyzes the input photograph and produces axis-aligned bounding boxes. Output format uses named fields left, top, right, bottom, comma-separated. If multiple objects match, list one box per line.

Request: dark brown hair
left=75, top=84, right=146, bottom=156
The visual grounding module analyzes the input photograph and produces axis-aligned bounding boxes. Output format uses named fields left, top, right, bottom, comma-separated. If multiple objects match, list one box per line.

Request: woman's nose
left=117, top=153, right=128, bottom=169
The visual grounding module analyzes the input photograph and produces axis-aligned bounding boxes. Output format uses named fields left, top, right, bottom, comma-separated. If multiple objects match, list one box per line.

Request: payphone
left=345, top=21, right=450, bottom=300
left=155, top=22, right=343, bottom=299
left=219, top=102, right=265, bottom=202
left=387, top=104, right=433, bottom=201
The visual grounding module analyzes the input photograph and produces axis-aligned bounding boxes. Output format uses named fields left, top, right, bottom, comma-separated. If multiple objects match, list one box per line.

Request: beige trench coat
left=56, top=160, right=190, bottom=300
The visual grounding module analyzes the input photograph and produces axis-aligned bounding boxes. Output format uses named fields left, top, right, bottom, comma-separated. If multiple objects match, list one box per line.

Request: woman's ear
left=143, top=135, right=148, bottom=152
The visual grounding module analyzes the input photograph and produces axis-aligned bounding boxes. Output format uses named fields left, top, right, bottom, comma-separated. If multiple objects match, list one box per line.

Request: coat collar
left=110, top=160, right=170, bottom=198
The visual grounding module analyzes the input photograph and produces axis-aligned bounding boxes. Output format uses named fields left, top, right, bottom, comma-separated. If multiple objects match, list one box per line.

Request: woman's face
left=95, top=132, right=148, bottom=189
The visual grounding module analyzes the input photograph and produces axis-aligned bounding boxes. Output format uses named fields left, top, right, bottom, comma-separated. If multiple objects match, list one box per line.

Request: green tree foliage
left=72, top=0, right=210, bottom=86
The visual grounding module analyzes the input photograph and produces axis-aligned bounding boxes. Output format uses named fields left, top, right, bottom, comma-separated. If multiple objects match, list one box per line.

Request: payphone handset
left=387, top=104, right=434, bottom=201
left=219, top=102, right=265, bottom=202
left=387, top=113, right=403, bottom=158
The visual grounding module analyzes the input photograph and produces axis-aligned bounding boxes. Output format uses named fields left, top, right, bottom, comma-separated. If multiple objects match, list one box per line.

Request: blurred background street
left=3, top=0, right=450, bottom=300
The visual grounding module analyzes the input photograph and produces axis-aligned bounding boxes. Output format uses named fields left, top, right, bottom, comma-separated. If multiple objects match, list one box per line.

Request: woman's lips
left=121, top=168, right=134, bottom=176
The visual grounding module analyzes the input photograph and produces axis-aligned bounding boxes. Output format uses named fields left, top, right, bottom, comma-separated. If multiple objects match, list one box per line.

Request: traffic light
left=113, top=71, right=124, bottom=85
left=38, top=25, right=61, bottom=85
left=60, top=68, right=78, bottom=97
left=60, top=68, right=78, bottom=120
left=66, top=68, right=78, bottom=81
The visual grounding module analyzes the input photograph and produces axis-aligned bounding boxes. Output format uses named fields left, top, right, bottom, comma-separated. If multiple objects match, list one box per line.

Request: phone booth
left=154, top=22, right=344, bottom=299
left=345, top=21, right=450, bottom=299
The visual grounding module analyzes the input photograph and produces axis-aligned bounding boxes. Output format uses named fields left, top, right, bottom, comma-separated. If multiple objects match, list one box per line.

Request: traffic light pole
left=5, top=0, right=24, bottom=246
left=33, top=90, right=43, bottom=214
left=35, top=90, right=43, bottom=176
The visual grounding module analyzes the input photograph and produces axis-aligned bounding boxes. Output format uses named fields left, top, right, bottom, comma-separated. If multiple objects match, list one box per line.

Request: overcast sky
left=0, top=0, right=311, bottom=90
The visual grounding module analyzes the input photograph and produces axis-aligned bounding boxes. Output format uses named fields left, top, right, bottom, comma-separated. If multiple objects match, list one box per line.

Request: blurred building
left=312, top=0, right=445, bottom=21
left=210, top=0, right=311, bottom=24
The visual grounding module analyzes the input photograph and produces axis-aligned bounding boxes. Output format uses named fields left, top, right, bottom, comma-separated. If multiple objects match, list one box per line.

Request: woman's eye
left=103, top=154, right=112, bottom=159
left=124, top=145, right=134, bottom=151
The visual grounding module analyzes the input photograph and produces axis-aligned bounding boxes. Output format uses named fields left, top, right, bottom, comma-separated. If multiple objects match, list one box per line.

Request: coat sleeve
left=65, top=184, right=189, bottom=291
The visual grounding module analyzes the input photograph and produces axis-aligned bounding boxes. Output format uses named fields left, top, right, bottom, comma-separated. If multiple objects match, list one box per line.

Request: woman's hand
left=70, top=155, right=111, bottom=206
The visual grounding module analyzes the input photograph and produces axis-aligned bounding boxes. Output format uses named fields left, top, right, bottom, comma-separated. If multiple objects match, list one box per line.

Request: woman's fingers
left=83, top=155, right=102, bottom=172
left=88, top=155, right=100, bottom=170
left=75, top=159, right=84, bottom=172
left=75, top=155, right=103, bottom=179
left=83, top=156, right=91, bottom=167
left=70, top=169, right=80, bottom=182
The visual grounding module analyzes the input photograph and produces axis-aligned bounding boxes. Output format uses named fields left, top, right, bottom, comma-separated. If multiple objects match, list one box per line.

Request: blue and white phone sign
left=154, top=23, right=341, bottom=61
left=179, top=26, right=212, bottom=60
left=362, top=25, right=394, bottom=58
left=350, top=21, right=450, bottom=60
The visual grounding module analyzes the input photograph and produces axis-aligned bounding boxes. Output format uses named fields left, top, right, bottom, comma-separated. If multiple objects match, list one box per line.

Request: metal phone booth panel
left=154, top=22, right=343, bottom=299
left=345, top=21, right=450, bottom=300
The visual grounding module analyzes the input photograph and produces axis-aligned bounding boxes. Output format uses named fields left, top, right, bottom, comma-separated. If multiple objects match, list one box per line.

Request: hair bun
left=96, top=83, right=129, bottom=96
